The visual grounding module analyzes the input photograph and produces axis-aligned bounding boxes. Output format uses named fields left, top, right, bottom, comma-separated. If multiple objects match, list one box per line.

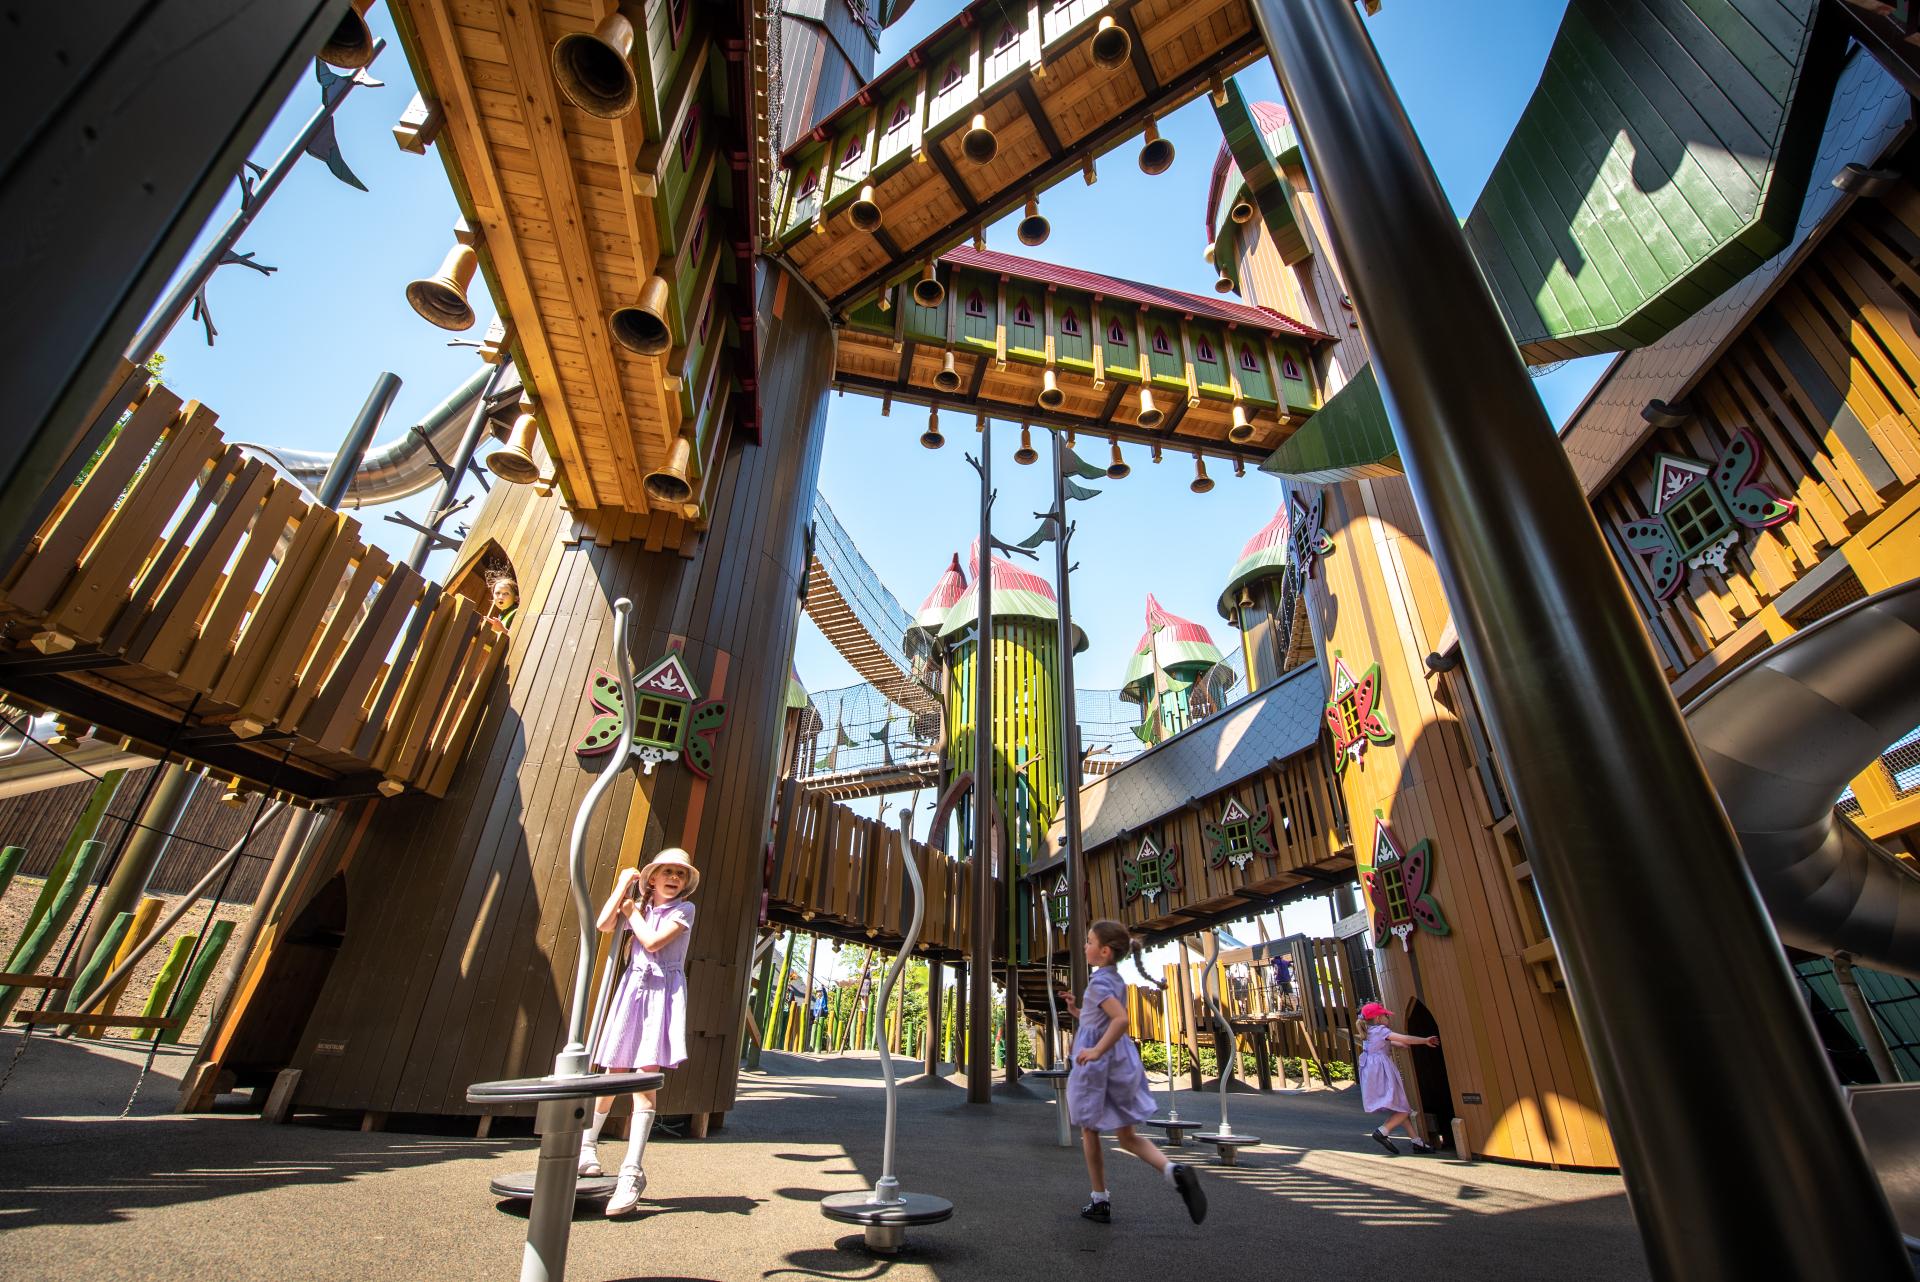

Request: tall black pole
left=1052, top=432, right=1089, bottom=1003
left=318, top=371, right=402, bottom=508
left=968, top=420, right=995, bottom=1105
left=1251, top=2, right=1906, bottom=1277
left=406, top=358, right=511, bottom=570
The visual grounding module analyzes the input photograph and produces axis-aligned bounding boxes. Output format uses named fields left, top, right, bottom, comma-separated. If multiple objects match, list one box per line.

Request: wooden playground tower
left=11, top=0, right=1920, bottom=1275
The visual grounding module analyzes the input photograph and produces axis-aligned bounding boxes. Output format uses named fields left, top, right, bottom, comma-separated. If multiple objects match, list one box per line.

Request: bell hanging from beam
left=849, top=184, right=882, bottom=232
left=1038, top=367, right=1064, bottom=410
left=921, top=405, right=945, bottom=450
left=319, top=0, right=378, bottom=69
left=405, top=245, right=479, bottom=331
left=1091, top=15, right=1131, bottom=70
left=1228, top=402, right=1254, bottom=444
left=645, top=433, right=694, bottom=505
left=962, top=113, right=997, bottom=166
left=1137, top=385, right=1164, bottom=430
left=1017, top=196, right=1050, bottom=247
left=1230, top=195, right=1256, bottom=225
left=912, top=261, right=945, bottom=308
left=1138, top=117, right=1174, bottom=176
left=1014, top=426, right=1039, bottom=465
left=1190, top=454, right=1215, bottom=494
left=550, top=13, right=640, bottom=119
left=1106, top=439, right=1131, bottom=480
left=934, top=349, right=962, bottom=393
left=1215, top=266, right=1236, bottom=294
left=609, top=275, right=673, bottom=356
left=488, top=408, right=542, bottom=485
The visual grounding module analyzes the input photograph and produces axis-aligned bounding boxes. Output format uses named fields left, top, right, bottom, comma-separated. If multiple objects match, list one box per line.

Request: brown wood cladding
left=1595, top=192, right=1920, bottom=692
left=1301, top=475, right=1616, bottom=1169
left=219, top=264, right=835, bottom=1121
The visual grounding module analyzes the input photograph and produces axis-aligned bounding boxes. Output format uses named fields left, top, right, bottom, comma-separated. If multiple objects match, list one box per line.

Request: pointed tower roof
left=914, top=553, right=968, bottom=632
left=940, top=540, right=1088, bottom=651
left=1217, top=502, right=1293, bottom=619
left=1122, top=594, right=1225, bottom=695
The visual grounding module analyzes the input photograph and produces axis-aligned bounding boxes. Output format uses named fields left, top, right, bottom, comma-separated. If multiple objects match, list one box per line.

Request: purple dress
left=1066, top=965, right=1156, bottom=1131
left=1358, top=1023, right=1412, bottom=1114
left=594, top=898, right=694, bottom=1070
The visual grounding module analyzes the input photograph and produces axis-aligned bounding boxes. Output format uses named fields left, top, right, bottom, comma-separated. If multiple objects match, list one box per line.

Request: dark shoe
left=1409, top=1138, right=1436, bottom=1154
left=1080, top=1199, right=1111, bottom=1223
left=1171, top=1163, right=1207, bottom=1225
left=1369, top=1129, right=1400, bottom=1156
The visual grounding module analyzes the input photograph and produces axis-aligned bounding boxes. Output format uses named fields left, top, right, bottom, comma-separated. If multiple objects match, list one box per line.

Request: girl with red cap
left=1356, top=1000, right=1439, bottom=1155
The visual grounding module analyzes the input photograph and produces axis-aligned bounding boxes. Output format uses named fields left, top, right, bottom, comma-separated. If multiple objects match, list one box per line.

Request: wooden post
left=924, top=959, right=944, bottom=1072
left=135, top=935, right=196, bottom=1041
left=801, top=933, right=820, bottom=1051
left=75, top=762, right=195, bottom=980
left=0, top=839, right=108, bottom=1020
left=0, top=846, right=23, bottom=902
left=89, top=895, right=163, bottom=1032
left=158, top=919, right=233, bottom=1046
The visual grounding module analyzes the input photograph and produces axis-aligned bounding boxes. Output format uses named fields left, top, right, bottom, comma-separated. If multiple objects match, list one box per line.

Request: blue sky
left=148, top=0, right=1597, bottom=713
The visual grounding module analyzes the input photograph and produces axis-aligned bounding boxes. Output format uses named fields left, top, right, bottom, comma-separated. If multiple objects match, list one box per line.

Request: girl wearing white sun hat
left=582, top=848, right=699, bottom=1215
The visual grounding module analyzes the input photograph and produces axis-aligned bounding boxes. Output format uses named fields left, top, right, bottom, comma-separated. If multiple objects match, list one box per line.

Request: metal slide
left=1685, top=579, right=1920, bottom=979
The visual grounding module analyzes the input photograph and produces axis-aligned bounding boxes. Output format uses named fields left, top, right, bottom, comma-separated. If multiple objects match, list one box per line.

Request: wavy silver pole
left=1042, top=890, right=1061, bottom=1064
left=874, top=807, right=926, bottom=1201
left=1201, top=931, right=1234, bottom=1138
left=558, top=598, right=634, bottom=1076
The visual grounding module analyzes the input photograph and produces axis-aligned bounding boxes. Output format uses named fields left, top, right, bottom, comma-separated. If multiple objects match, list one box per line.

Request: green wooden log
left=0, top=844, right=24, bottom=905
left=64, top=910, right=135, bottom=1013
left=13, top=770, right=123, bottom=946
left=157, top=919, right=231, bottom=1046
left=135, top=934, right=195, bottom=1041
left=0, top=839, right=107, bottom=1019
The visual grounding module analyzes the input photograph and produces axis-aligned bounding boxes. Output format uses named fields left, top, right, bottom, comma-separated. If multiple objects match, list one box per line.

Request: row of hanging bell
left=407, top=244, right=672, bottom=357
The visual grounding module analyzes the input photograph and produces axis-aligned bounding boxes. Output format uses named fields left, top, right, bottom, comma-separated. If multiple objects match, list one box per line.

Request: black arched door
left=1404, top=999, right=1454, bottom=1148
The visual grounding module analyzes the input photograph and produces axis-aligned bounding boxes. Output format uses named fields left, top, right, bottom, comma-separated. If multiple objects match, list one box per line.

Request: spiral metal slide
left=1684, top=578, right=1920, bottom=980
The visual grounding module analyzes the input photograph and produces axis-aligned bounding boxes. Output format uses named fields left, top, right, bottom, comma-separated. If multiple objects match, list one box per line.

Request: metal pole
left=1051, top=433, right=1089, bottom=1002
left=1251, top=2, right=1907, bottom=1276
left=125, top=40, right=386, bottom=367
left=319, top=371, right=402, bottom=509
left=406, top=358, right=511, bottom=570
left=1835, top=954, right=1901, bottom=1085
left=968, top=421, right=995, bottom=1105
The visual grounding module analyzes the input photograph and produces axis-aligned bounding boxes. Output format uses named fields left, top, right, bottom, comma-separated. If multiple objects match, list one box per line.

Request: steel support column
left=1251, top=1, right=1906, bottom=1275
left=969, top=421, right=995, bottom=1106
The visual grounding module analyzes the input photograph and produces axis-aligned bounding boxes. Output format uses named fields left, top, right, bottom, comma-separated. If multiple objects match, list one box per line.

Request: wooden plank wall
left=1084, top=748, right=1351, bottom=935
left=1300, top=474, right=1617, bottom=1169
left=215, top=263, right=837, bottom=1123
left=1595, top=189, right=1920, bottom=700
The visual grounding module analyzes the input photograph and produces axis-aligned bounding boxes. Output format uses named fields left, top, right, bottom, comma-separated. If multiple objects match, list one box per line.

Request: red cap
left=1359, top=1001, right=1393, bottom=1020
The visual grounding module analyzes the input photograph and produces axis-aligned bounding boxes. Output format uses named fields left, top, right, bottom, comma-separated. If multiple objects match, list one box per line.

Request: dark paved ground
left=0, top=1033, right=1650, bottom=1281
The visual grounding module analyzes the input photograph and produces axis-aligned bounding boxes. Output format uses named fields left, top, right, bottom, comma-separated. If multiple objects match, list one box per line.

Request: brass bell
left=645, top=433, right=694, bottom=505
left=1215, top=268, right=1236, bottom=295
left=320, top=0, right=378, bottom=69
left=921, top=406, right=945, bottom=450
left=1137, top=385, right=1164, bottom=430
left=610, top=275, right=673, bottom=356
left=550, top=13, right=639, bottom=119
left=1017, top=196, right=1050, bottom=247
left=1202, top=240, right=1218, bottom=263
left=1191, top=454, right=1215, bottom=494
left=1138, top=117, right=1174, bottom=176
left=1014, top=426, right=1039, bottom=465
left=1231, top=196, right=1256, bottom=224
left=1091, top=15, right=1131, bottom=70
left=1038, top=367, right=1064, bottom=410
left=1106, top=439, right=1130, bottom=480
left=488, top=410, right=542, bottom=485
left=1228, top=403, right=1255, bottom=444
left=406, top=245, right=478, bottom=331
left=912, top=261, right=945, bottom=309
left=849, top=183, right=882, bottom=232
left=934, top=349, right=962, bottom=394
left=962, top=113, right=997, bottom=166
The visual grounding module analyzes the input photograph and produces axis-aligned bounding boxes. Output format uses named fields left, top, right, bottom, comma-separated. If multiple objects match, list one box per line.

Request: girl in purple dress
left=581, top=848, right=698, bottom=1216
left=1061, top=919, right=1206, bottom=1226
left=1357, top=1000, right=1439, bottom=1155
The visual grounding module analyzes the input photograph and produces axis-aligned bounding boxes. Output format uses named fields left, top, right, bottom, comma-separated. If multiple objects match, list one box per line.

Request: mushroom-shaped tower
left=1121, top=594, right=1231, bottom=746
left=1217, top=502, right=1300, bottom=692
left=903, top=552, right=968, bottom=746
left=930, top=541, right=1081, bottom=961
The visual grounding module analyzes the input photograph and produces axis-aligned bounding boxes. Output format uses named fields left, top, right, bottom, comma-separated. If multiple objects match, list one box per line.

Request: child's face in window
left=493, top=581, right=518, bottom=612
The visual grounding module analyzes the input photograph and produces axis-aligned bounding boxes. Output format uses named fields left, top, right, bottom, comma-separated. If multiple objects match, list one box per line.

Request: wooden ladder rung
left=11, top=1011, right=180, bottom=1030
left=0, top=972, right=73, bottom=989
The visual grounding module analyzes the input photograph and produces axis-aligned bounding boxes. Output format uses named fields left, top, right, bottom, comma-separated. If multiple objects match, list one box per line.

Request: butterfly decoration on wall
left=1325, top=654, right=1393, bottom=773
left=1363, top=817, right=1449, bottom=952
left=574, top=650, right=727, bottom=779
left=1622, top=428, right=1795, bottom=601
left=1204, top=797, right=1277, bottom=871
left=1120, top=834, right=1181, bottom=906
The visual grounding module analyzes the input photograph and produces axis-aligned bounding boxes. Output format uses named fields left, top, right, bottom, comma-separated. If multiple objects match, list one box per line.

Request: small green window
left=1380, top=859, right=1409, bottom=926
left=1665, top=484, right=1732, bottom=559
left=633, top=696, right=685, bottom=750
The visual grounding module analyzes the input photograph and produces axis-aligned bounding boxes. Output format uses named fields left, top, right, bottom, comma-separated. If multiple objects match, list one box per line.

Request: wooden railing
left=0, top=367, right=506, bottom=798
left=768, top=778, right=988, bottom=956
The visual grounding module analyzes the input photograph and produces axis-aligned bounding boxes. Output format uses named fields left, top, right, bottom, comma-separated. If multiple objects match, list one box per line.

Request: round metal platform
left=1142, top=1117, right=1193, bottom=1146
left=466, top=1069, right=662, bottom=1103
left=488, top=1170, right=618, bottom=1202
left=1026, top=1067, right=1071, bottom=1080
left=821, top=1190, right=954, bottom=1254
left=1194, top=1132, right=1261, bottom=1165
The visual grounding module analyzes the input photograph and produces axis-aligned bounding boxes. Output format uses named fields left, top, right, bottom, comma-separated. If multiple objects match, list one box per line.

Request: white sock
left=584, top=1105, right=611, bottom=1146
left=1090, top=1189, right=1109, bottom=1203
left=622, top=1108, right=656, bottom=1173
left=1162, top=1164, right=1177, bottom=1185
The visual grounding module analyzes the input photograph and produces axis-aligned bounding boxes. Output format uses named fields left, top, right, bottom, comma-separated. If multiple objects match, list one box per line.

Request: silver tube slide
left=1685, top=579, right=1920, bottom=979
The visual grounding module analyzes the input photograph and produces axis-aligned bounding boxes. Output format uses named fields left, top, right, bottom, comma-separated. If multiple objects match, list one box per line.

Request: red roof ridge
left=938, top=245, right=1331, bottom=342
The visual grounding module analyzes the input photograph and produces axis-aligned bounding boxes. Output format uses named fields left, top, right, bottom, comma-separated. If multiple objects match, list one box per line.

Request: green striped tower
left=1122, top=595, right=1231, bottom=745
left=1217, top=501, right=1296, bottom=692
